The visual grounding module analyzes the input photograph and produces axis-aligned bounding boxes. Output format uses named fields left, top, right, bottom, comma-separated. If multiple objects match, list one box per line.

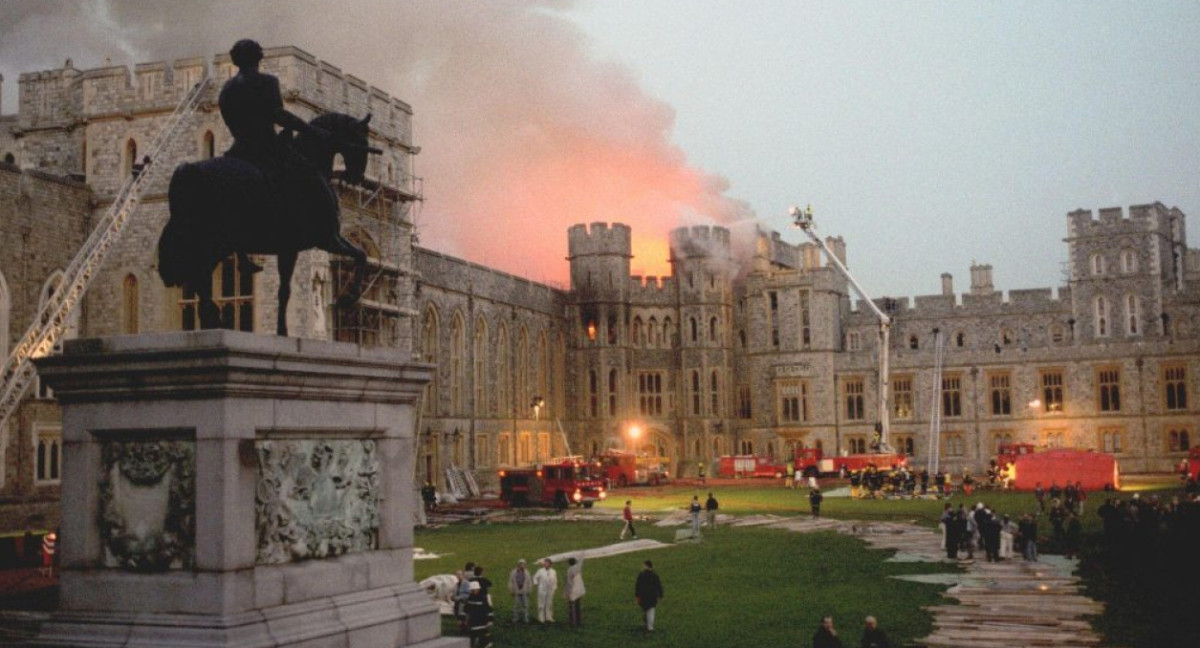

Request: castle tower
left=669, top=226, right=735, bottom=469
left=566, top=223, right=634, bottom=452
left=1066, top=203, right=1177, bottom=341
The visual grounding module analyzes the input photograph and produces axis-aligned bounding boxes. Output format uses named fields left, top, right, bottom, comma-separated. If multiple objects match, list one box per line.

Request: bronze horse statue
left=158, top=112, right=378, bottom=336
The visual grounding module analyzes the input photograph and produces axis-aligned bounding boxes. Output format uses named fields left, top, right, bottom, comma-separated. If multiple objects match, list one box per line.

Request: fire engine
left=1185, top=447, right=1200, bottom=481
left=597, top=450, right=670, bottom=487
left=993, top=442, right=1120, bottom=491
left=717, top=455, right=787, bottom=478
left=791, top=447, right=908, bottom=477
left=498, top=456, right=607, bottom=508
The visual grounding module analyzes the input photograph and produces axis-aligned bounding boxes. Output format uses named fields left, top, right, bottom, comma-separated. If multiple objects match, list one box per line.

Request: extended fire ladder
left=926, top=329, right=946, bottom=474
left=0, top=76, right=212, bottom=435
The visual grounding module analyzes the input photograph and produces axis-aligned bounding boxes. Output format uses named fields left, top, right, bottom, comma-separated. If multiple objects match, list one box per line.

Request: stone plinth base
left=31, top=331, right=465, bottom=648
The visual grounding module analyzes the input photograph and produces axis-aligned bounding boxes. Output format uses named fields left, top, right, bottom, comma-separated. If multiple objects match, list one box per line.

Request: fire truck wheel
left=650, top=476, right=660, bottom=486
left=583, top=501, right=594, bottom=508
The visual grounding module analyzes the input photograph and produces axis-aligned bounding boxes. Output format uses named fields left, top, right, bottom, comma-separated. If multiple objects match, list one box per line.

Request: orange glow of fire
left=420, top=127, right=741, bottom=285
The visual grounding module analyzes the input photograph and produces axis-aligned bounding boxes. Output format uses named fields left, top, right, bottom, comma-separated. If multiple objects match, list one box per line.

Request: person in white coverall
left=533, top=557, right=558, bottom=623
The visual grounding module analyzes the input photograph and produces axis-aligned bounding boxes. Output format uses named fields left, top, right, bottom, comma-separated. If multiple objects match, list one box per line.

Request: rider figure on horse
left=218, top=39, right=329, bottom=272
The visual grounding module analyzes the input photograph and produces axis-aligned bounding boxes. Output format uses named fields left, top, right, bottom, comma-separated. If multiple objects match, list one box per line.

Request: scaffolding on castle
left=329, top=171, right=423, bottom=348
left=0, top=76, right=212, bottom=435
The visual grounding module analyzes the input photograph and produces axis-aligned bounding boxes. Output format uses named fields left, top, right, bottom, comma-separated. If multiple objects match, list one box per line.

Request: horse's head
left=307, top=113, right=380, bottom=185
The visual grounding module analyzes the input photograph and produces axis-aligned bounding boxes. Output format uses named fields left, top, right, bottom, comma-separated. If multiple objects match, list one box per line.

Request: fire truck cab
left=498, top=457, right=607, bottom=508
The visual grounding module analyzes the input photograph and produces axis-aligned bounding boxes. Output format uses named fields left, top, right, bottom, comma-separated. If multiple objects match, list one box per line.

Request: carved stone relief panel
left=255, top=439, right=380, bottom=565
left=98, top=439, right=196, bottom=571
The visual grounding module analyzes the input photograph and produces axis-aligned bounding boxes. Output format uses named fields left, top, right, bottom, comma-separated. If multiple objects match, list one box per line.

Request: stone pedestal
left=32, top=331, right=465, bottom=648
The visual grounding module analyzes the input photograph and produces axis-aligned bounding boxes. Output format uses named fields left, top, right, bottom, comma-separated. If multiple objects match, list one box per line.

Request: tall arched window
left=1094, top=296, right=1109, bottom=337
left=710, top=370, right=720, bottom=416
left=538, top=331, right=550, bottom=416
left=450, top=312, right=466, bottom=415
left=122, top=274, right=139, bottom=334
left=0, top=268, right=10, bottom=362
left=474, top=318, right=489, bottom=417
left=202, top=131, right=216, bottom=159
left=588, top=370, right=598, bottom=418
left=608, top=369, right=618, bottom=416
left=496, top=322, right=510, bottom=416
left=1125, top=294, right=1140, bottom=335
left=516, top=327, right=529, bottom=414
left=124, top=138, right=138, bottom=177
left=648, top=316, right=659, bottom=347
left=664, top=317, right=673, bottom=347
left=632, top=317, right=644, bottom=347
left=690, top=317, right=698, bottom=342
left=709, top=316, right=718, bottom=342
left=1120, top=249, right=1138, bottom=274
left=691, top=370, right=702, bottom=416
left=1090, top=253, right=1105, bottom=276
left=420, top=306, right=439, bottom=416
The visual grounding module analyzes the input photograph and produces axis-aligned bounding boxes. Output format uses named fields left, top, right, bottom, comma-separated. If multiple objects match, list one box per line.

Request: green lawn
left=418, top=480, right=1185, bottom=647
left=416, top=490, right=955, bottom=647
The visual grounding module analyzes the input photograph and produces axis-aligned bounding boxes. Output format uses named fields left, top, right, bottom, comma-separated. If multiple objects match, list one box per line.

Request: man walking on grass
left=620, top=500, right=638, bottom=539
left=634, top=560, right=664, bottom=631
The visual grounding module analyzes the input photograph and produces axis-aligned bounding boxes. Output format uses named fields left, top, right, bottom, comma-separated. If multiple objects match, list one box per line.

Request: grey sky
left=568, top=1, right=1200, bottom=297
left=1, top=1, right=1197, bottom=299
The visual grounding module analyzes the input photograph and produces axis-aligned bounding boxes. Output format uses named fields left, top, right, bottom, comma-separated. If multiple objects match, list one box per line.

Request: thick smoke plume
left=0, top=0, right=753, bottom=283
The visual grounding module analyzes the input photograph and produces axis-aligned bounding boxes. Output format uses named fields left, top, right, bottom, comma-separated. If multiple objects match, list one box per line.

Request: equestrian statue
left=158, top=39, right=380, bottom=336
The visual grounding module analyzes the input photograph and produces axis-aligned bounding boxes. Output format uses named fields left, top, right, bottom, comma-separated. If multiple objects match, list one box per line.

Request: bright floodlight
left=629, top=425, right=641, bottom=439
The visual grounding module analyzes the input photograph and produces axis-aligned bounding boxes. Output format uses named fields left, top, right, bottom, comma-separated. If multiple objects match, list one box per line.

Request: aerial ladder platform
left=0, top=76, right=212, bottom=435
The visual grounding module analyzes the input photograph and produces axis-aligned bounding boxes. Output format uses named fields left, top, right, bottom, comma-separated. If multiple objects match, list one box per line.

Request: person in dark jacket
left=634, top=560, right=664, bottom=631
left=813, top=615, right=844, bottom=648
left=464, top=581, right=493, bottom=648
left=860, top=615, right=891, bottom=648
left=809, top=487, right=824, bottom=518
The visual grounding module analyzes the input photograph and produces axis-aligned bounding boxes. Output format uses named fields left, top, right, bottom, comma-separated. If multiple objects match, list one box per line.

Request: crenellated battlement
left=567, top=221, right=633, bottom=257
left=12, top=46, right=414, bottom=146
left=629, top=274, right=679, bottom=302
left=669, top=225, right=732, bottom=261
left=1067, top=202, right=1176, bottom=239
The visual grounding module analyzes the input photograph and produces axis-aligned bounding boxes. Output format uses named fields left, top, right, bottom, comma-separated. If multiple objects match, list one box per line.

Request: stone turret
left=970, top=262, right=995, bottom=295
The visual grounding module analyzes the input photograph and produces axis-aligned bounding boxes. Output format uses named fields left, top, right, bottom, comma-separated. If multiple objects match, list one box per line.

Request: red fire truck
left=597, top=450, right=670, bottom=488
left=1185, top=447, right=1200, bottom=481
left=498, top=457, right=607, bottom=508
left=992, top=443, right=1120, bottom=491
left=792, top=447, right=908, bottom=477
left=717, top=455, right=787, bottom=478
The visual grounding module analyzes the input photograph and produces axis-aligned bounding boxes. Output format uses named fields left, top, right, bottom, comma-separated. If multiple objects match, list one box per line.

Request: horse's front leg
left=277, top=250, right=298, bottom=336
left=192, top=273, right=221, bottom=330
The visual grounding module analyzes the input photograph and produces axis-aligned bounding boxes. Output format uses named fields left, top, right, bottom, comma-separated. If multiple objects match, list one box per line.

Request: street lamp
left=627, top=424, right=641, bottom=451
left=531, top=395, right=544, bottom=420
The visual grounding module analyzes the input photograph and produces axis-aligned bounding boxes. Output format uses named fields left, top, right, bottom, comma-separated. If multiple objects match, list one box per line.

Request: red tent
left=1012, top=448, right=1120, bottom=491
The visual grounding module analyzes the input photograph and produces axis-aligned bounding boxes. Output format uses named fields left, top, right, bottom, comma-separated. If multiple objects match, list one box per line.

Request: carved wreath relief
left=98, top=440, right=196, bottom=571
left=255, top=439, right=381, bottom=565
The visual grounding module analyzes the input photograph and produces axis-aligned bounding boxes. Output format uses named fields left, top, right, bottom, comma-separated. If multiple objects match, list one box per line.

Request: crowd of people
left=448, top=553, right=659, bottom=646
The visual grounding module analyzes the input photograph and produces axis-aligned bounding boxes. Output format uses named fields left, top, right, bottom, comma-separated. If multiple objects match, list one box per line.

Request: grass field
left=417, top=478, right=1185, bottom=647
left=415, top=518, right=950, bottom=648
left=415, top=481, right=1002, bottom=647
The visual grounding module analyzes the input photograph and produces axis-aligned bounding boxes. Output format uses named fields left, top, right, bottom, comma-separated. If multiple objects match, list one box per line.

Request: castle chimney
left=941, top=273, right=953, bottom=296
left=969, top=262, right=994, bottom=295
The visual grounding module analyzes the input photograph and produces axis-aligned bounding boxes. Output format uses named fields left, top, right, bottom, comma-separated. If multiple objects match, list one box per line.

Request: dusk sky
left=2, top=1, right=1198, bottom=299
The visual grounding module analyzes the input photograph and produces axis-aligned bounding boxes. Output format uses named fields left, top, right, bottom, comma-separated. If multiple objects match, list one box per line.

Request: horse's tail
left=158, top=163, right=203, bottom=287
